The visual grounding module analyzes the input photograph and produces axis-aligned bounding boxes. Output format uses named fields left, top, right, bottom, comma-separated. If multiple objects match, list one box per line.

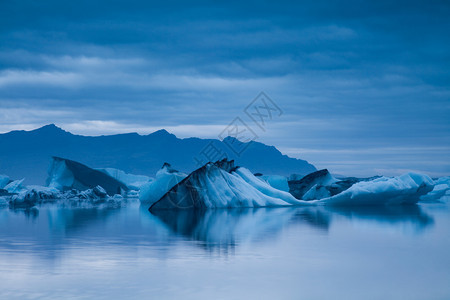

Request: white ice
left=420, top=176, right=450, bottom=203
left=302, top=184, right=333, bottom=200
left=139, top=165, right=187, bottom=205
left=4, top=179, right=26, bottom=193
left=152, top=165, right=436, bottom=209
left=11, top=185, right=61, bottom=203
left=46, top=158, right=75, bottom=190
left=319, top=172, right=435, bottom=205
left=97, top=168, right=152, bottom=190
left=258, top=175, right=289, bottom=192
left=0, top=174, right=10, bottom=189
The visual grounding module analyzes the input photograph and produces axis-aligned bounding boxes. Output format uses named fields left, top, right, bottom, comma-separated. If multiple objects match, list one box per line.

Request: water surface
left=0, top=202, right=449, bottom=299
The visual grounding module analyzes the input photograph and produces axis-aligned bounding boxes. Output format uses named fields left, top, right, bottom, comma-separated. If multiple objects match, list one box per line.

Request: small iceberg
left=420, top=176, right=450, bottom=203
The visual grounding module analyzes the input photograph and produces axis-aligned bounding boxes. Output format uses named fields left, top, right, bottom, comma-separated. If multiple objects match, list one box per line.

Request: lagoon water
left=0, top=202, right=449, bottom=299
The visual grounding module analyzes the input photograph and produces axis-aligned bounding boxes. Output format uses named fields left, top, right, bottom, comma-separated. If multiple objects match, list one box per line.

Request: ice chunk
left=46, top=157, right=128, bottom=196
left=75, top=185, right=108, bottom=200
left=4, top=178, right=26, bottom=193
left=290, top=171, right=382, bottom=201
left=139, top=163, right=187, bottom=205
left=96, top=168, right=152, bottom=190
left=420, top=176, right=450, bottom=202
left=0, top=174, right=10, bottom=189
left=288, top=169, right=338, bottom=199
left=9, top=185, right=61, bottom=208
left=302, top=184, right=332, bottom=200
left=321, top=173, right=434, bottom=205
left=5, top=184, right=129, bottom=208
left=256, top=174, right=289, bottom=192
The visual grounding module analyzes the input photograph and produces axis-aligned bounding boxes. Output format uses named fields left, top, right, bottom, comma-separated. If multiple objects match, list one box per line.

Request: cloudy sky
left=0, top=0, right=449, bottom=176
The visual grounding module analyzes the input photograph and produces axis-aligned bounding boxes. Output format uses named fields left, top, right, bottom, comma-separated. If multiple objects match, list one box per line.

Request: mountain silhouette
left=0, top=124, right=316, bottom=184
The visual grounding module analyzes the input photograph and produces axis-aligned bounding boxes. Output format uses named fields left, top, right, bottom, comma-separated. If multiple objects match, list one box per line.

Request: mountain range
left=0, top=124, right=316, bottom=185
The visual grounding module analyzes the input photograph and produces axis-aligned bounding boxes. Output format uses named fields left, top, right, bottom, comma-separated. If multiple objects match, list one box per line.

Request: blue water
left=0, top=202, right=449, bottom=299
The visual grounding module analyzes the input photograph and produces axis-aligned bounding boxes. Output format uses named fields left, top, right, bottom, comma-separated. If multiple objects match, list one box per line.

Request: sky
left=0, top=0, right=449, bottom=177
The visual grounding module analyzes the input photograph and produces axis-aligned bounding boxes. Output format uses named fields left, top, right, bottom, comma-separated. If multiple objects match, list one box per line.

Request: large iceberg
left=149, top=159, right=435, bottom=210
left=139, top=163, right=187, bottom=205
left=96, top=168, right=152, bottom=190
left=0, top=157, right=144, bottom=209
left=46, top=157, right=128, bottom=196
left=149, top=159, right=307, bottom=210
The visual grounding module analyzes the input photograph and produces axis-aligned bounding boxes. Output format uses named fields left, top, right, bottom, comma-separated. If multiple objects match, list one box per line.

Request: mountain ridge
left=0, top=124, right=316, bottom=184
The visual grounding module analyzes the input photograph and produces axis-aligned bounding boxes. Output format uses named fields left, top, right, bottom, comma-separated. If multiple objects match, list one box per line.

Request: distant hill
left=0, top=124, right=316, bottom=184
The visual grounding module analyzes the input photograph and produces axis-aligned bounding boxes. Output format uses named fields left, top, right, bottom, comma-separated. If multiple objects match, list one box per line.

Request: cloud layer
left=0, top=0, right=449, bottom=176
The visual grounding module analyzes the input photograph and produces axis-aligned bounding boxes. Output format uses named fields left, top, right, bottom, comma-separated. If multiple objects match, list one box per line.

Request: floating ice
left=96, top=168, right=152, bottom=190
left=302, top=184, right=333, bottom=200
left=150, top=160, right=305, bottom=210
left=288, top=169, right=338, bottom=199
left=0, top=174, right=10, bottom=189
left=9, top=185, right=61, bottom=208
left=257, top=175, right=289, bottom=192
left=320, top=173, right=435, bottom=206
left=289, top=170, right=382, bottom=201
left=420, top=176, right=450, bottom=203
left=46, top=157, right=128, bottom=196
left=139, top=163, right=187, bottom=205
left=6, top=184, right=129, bottom=209
left=4, top=179, right=26, bottom=193
left=149, top=160, right=436, bottom=210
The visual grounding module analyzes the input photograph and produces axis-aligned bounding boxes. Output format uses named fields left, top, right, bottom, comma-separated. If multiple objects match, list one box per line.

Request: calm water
left=0, top=202, right=449, bottom=299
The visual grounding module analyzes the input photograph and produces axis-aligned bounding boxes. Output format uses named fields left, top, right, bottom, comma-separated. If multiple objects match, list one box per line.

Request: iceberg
left=6, top=184, right=128, bottom=208
left=289, top=170, right=383, bottom=201
left=149, top=159, right=305, bottom=210
left=288, top=169, right=338, bottom=199
left=46, top=157, right=128, bottom=196
left=0, top=174, right=10, bottom=189
left=149, top=160, right=435, bottom=210
left=96, top=168, right=152, bottom=190
left=139, top=163, right=187, bottom=205
left=1, top=161, right=143, bottom=208
left=9, top=185, right=61, bottom=208
left=321, top=173, right=434, bottom=206
left=4, top=178, right=26, bottom=193
left=256, top=174, right=289, bottom=192
left=420, top=176, right=450, bottom=203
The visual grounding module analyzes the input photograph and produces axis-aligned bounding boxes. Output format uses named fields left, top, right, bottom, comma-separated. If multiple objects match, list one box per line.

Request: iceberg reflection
left=0, top=203, right=436, bottom=261
left=151, top=204, right=434, bottom=248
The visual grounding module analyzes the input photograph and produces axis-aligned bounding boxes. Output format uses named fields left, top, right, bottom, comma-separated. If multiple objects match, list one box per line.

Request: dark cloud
left=0, top=0, right=449, bottom=176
